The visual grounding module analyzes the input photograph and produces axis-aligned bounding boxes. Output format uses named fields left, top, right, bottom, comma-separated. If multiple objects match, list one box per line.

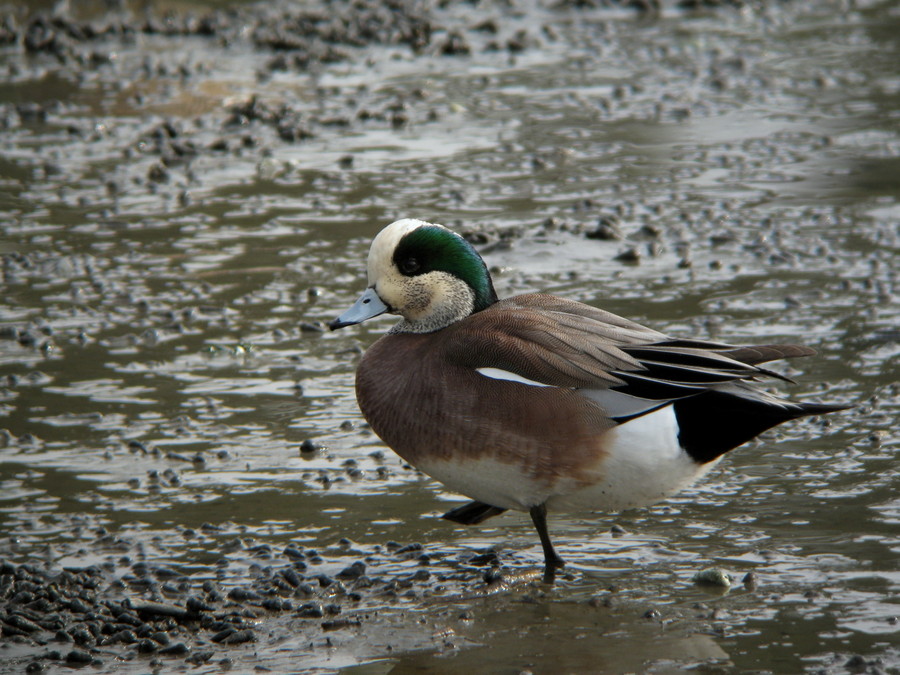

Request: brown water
left=1, top=0, right=898, bottom=672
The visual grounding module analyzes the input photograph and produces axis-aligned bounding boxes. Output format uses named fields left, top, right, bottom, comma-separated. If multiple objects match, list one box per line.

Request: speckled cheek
left=402, top=279, right=431, bottom=314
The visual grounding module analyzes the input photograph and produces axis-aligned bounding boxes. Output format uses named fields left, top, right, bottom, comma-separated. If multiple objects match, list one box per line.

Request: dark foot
left=442, top=501, right=507, bottom=525
left=530, top=503, right=565, bottom=584
left=541, top=554, right=566, bottom=584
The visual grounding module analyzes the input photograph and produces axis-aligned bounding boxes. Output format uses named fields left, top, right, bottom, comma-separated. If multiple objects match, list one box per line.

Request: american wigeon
left=329, top=218, right=849, bottom=582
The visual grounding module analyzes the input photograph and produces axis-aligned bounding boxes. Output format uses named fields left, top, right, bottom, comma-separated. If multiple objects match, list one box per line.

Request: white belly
left=415, top=406, right=718, bottom=514
left=548, top=405, right=719, bottom=512
left=416, top=454, right=551, bottom=512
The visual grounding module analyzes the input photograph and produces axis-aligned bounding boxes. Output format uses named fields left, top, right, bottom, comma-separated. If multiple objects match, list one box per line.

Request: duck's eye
left=399, top=257, right=420, bottom=275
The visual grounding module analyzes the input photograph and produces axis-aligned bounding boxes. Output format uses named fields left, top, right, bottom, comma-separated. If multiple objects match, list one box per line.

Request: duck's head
left=329, top=218, right=498, bottom=334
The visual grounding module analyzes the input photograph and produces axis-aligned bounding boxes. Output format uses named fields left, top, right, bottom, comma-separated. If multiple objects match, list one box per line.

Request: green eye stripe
left=392, top=226, right=497, bottom=312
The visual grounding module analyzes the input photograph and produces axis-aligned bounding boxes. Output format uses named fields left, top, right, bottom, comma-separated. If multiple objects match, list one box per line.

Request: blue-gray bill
left=328, top=287, right=389, bottom=330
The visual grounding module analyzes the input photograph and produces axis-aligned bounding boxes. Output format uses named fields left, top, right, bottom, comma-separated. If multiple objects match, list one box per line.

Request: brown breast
left=355, top=325, right=616, bottom=488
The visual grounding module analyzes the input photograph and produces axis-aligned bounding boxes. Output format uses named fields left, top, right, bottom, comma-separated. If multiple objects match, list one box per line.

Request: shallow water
left=1, top=0, right=898, bottom=672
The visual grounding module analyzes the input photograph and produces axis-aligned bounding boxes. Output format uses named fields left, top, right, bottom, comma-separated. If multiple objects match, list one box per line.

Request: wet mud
left=1, top=0, right=898, bottom=673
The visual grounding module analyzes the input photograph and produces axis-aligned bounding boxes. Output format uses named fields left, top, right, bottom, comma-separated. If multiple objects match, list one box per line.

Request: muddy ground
left=0, top=0, right=898, bottom=673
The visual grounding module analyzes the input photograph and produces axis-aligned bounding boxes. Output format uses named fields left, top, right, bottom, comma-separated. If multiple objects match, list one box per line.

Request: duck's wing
left=449, top=293, right=817, bottom=406
left=438, top=294, right=845, bottom=525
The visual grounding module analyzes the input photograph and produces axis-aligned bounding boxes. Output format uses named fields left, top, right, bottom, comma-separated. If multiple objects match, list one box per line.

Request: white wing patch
left=475, top=367, right=553, bottom=388
left=475, top=368, right=665, bottom=418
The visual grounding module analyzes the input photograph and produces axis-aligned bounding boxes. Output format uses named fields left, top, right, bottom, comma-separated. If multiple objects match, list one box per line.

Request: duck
left=328, top=218, right=849, bottom=582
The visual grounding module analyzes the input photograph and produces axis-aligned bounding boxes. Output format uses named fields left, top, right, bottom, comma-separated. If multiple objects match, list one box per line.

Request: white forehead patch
left=367, top=218, right=448, bottom=285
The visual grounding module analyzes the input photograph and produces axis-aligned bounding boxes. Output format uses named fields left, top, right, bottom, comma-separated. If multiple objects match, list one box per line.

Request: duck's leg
left=529, top=503, right=565, bottom=583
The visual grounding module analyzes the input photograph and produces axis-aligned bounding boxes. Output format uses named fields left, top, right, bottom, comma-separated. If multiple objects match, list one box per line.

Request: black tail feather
left=722, top=344, right=817, bottom=365
left=675, top=390, right=852, bottom=464
left=794, top=401, right=854, bottom=417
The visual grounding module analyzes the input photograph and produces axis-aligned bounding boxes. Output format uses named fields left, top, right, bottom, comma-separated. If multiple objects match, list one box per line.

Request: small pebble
left=65, top=649, right=93, bottom=664
left=482, top=568, right=503, bottom=584
left=692, top=568, right=733, bottom=588
left=158, top=642, right=189, bottom=656
left=300, top=439, right=321, bottom=454
left=297, top=603, right=324, bottom=618
left=614, top=247, right=641, bottom=264
left=336, top=562, right=366, bottom=581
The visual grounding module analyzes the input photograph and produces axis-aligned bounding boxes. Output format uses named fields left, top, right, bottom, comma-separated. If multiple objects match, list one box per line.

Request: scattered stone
left=283, top=548, right=307, bottom=566
left=158, top=642, right=190, bottom=656
left=300, top=439, right=322, bottom=454
left=186, top=596, right=214, bottom=613
left=586, top=217, right=623, bottom=240
left=322, top=618, right=361, bottom=631
left=185, top=650, right=215, bottom=664
left=137, top=638, right=158, bottom=653
left=129, top=600, right=191, bottom=621
left=298, top=603, right=324, bottom=619
left=222, top=629, right=255, bottom=645
left=844, top=654, right=868, bottom=669
left=281, top=568, right=303, bottom=587
left=439, top=30, right=471, bottom=55
left=227, top=588, right=259, bottom=602
left=482, top=568, right=504, bottom=585
left=614, top=247, right=642, bottom=264
left=394, top=543, right=424, bottom=556
left=211, top=627, right=236, bottom=643
left=299, top=321, right=325, bottom=333
left=65, top=649, right=93, bottom=664
left=692, top=568, right=733, bottom=588
left=742, top=571, right=758, bottom=590
left=336, top=561, right=366, bottom=581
